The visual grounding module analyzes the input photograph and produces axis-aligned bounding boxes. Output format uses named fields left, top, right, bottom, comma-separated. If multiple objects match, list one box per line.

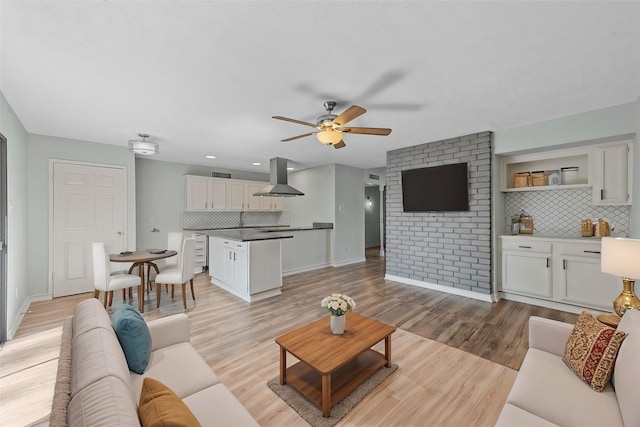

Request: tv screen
left=401, top=163, right=469, bottom=212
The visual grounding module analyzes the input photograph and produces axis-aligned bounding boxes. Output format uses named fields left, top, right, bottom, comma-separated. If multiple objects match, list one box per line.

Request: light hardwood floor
left=2, top=249, right=577, bottom=425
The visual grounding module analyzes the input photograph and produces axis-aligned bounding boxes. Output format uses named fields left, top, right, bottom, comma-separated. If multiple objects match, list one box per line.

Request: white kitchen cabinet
left=258, top=194, right=283, bottom=211
left=591, top=141, right=632, bottom=205
left=227, top=180, right=245, bottom=210
left=185, top=176, right=227, bottom=211
left=500, top=236, right=622, bottom=313
left=553, top=244, right=620, bottom=311
left=208, top=236, right=283, bottom=301
left=501, top=240, right=553, bottom=298
left=193, top=234, right=207, bottom=273
left=245, top=182, right=263, bottom=211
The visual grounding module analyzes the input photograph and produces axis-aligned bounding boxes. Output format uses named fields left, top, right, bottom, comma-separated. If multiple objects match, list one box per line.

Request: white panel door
left=52, top=162, right=126, bottom=297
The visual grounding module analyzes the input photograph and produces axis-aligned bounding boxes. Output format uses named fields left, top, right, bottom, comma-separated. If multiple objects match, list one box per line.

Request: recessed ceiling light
left=252, top=162, right=261, bottom=166
left=205, top=155, right=217, bottom=159
left=287, top=167, right=294, bottom=171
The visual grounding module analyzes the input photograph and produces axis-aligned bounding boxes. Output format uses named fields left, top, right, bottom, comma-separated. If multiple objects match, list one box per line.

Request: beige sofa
left=496, top=310, right=640, bottom=426
left=50, top=298, right=258, bottom=426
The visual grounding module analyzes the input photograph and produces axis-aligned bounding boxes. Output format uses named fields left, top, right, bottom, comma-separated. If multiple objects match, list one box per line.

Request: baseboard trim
left=332, top=257, right=366, bottom=268
left=498, top=292, right=601, bottom=315
left=385, top=274, right=497, bottom=303
left=282, top=262, right=331, bottom=277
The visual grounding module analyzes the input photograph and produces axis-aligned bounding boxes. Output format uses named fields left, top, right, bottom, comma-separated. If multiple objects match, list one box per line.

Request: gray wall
left=365, top=186, right=381, bottom=247
left=135, top=158, right=269, bottom=249
left=284, top=165, right=335, bottom=227
left=1, top=92, right=29, bottom=338
left=27, top=134, right=137, bottom=298
left=386, top=132, right=492, bottom=295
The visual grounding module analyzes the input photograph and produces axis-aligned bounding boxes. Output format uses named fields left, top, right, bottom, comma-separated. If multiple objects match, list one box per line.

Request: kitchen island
left=199, top=229, right=293, bottom=302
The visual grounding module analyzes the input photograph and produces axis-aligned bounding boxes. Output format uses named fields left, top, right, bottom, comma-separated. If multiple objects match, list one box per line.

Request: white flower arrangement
left=321, top=293, right=356, bottom=316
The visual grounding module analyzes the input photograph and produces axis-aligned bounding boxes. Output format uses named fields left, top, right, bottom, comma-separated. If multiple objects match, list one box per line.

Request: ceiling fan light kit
left=273, top=101, right=391, bottom=149
left=128, top=133, right=159, bottom=155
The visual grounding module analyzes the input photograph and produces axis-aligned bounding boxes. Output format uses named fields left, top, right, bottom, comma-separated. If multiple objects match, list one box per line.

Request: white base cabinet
left=209, top=237, right=283, bottom=302
left=500, top=236, right=619, bottom=313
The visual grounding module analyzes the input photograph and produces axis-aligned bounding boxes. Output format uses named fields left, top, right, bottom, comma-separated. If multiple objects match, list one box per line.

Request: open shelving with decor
left=500, top=147, right=590, bottom=192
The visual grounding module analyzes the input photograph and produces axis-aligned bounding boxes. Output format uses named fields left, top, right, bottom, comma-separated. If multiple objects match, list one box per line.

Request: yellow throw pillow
left=563, top=311, right=627, bottom=391
left=139, top=377, right=201, bottom=427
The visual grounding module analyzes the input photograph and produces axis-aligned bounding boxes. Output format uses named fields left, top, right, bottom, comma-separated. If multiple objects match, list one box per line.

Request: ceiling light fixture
left=252, top=162, right=261, bottom=166
left=316, top=129, right=343, bottom=145
left=205, top=155, right=217, bottom=159
left=128, top=133, right=159, bottom=155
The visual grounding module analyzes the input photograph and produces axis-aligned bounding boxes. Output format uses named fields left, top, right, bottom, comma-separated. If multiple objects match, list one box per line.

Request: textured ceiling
left=2, top=1, right=639, bottom=173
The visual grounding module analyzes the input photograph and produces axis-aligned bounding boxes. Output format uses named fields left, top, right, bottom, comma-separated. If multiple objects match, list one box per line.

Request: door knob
left=116, top=231, right=123, bottom=236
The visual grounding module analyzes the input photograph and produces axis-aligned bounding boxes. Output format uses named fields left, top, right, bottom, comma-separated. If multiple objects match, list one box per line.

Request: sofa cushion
left=182, top=383, right=260, bottom=426
left=138, top=377, right=201, bottom=427
left=130, top=342, right=220, bottom=404
left=73, top=298, right=117, bottom=339
left=495, top=403, right=560, bottom=427
left=111, top=304, right=152, bottom=374
left=70, top=327, right=132, bottom=398
left=613, top=308, right=640, bottom=427
left=506, top=348, right=624, bottom=427
left=562, top=311, right=626, bottom=391
left=68, top=376, right=141, bottom=427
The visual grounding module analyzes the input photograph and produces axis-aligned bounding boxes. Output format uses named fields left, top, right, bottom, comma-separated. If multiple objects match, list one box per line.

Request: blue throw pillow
left=111, top=304, right=152, bottom=374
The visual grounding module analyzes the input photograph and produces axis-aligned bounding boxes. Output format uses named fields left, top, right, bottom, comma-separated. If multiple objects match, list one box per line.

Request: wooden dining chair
left=92, top=242, right=141, bottom=308
left=146, top=231, right=184, bottom=293
left=154, top=238, right=196, bottom=310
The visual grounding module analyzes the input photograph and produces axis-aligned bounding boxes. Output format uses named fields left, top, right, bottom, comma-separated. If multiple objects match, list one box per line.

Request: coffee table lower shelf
left=284, top=348, right=387, bottom=411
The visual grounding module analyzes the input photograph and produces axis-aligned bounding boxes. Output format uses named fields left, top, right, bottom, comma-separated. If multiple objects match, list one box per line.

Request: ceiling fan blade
left=333, top=140, right=346, bottom=149
left=341, top=127, right=392, bottom=136
left=334, top=105, right=366, bottom=126
left=272, top=116, right=318, bottom=129
left=281, top=132, right=315, bottom=142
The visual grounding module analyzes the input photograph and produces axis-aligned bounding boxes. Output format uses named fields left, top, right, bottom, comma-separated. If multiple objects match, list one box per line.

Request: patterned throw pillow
left=563, top=311, right=627, bottom=391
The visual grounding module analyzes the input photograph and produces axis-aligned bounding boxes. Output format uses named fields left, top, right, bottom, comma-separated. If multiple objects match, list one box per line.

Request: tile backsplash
left=183, top=210, right=287, bottom=229
left=505, top=187, right=630, bottom=237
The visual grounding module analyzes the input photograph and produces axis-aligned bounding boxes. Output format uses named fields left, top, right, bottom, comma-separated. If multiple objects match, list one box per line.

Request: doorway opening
left=364, top=185, right=385, bottom=259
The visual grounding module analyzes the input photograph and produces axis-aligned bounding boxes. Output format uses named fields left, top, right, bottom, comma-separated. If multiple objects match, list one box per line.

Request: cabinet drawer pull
left=600, top=189, right=604, bottom=200
left=518, top=245, right=532, bottom=249
left=584, top=250, right=601, bottom=254
left=563, top=259, right=566, bottom=270
left=546, top=258, right=549, bottom=268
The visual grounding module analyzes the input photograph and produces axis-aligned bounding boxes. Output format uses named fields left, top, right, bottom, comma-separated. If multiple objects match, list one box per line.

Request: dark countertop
left=185, top=222, right=333, bottom=235
left=197, top=229, right=294, bottom=242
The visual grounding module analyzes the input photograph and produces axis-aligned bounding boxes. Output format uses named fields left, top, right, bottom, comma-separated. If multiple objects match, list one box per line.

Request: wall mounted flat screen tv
left=401, top=163, right=469, bottom=212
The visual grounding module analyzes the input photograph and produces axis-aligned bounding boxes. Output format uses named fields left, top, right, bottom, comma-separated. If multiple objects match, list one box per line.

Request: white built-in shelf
left=501, top=184, right=591, bottom=193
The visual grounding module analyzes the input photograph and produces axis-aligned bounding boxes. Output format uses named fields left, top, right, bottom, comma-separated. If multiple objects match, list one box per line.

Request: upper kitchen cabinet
left=591, top=140, right=633, bottom=206
left=185, top=176, right=227, bottom=211
left=185, top=176, right=283, bottom=212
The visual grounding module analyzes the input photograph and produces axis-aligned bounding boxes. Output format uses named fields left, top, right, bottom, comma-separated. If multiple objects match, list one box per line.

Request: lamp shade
left=601, top=237, right=640, bottom=279
left=316, top=130, right=342, bottom=145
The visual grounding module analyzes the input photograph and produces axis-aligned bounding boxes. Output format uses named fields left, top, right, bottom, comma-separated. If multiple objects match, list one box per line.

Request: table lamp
left=601, top=237, right=640, bottom=316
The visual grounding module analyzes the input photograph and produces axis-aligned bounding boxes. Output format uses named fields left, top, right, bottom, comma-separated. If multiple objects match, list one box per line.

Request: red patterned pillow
left=563, top=311, right=627, bottom=391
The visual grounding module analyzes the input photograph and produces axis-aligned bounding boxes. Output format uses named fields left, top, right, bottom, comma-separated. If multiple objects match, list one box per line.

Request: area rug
left=267, top=364, right=398, bottom=427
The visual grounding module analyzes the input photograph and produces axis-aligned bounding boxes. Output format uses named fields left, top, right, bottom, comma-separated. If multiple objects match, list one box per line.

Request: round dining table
left=109, top=250, right=177, bottom=313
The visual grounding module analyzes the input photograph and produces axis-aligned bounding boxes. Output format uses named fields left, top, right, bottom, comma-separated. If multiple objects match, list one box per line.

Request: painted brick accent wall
left=386, top=131, right=492, bottom=294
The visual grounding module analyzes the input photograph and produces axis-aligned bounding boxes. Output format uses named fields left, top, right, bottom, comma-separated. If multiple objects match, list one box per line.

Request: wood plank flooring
left=3, top=249, right=578, bottom=425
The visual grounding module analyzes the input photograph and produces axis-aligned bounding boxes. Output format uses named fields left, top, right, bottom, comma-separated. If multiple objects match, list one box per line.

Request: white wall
left=493, top=101, right=637, bottom=154
left=632, top=97, right=640, bottom=238
left=135, top=158, right=268, bottom=249
left=0, top=92, right=29, bottom=338
left=284, top=165, right=335, bottom=227
left=334, top=164, right=366, bottom=265
left=27, top=134, right=137, bottom=298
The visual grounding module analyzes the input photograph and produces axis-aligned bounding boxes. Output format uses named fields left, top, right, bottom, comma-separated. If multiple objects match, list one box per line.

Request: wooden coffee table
left=275, top=312, right=396, bottom=417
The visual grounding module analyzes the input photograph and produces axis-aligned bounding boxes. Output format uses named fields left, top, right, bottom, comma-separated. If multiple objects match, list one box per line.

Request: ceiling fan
left=272, top=101, right=392, bottom=149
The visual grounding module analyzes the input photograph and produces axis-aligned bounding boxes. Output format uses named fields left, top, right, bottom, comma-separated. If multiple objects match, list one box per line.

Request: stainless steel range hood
left=253, top=157, right=304, bottom=197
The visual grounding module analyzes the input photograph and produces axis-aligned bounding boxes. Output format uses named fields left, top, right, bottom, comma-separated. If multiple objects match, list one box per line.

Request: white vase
left=330, top=314, right=345, bottom=335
